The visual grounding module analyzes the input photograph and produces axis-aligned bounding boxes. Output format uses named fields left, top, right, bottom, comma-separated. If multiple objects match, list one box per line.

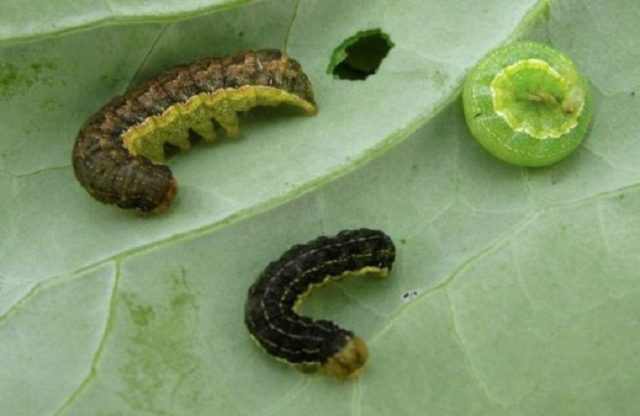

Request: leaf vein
left=444, top=291, right=507, bottom=408
left=53, top=261, right=121, bottom=415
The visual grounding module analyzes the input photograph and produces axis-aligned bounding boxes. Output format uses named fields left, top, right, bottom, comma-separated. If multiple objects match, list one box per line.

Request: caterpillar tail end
left=150, top=177, right=178, bottom=214
left=319, top=336, right=369, bottom=379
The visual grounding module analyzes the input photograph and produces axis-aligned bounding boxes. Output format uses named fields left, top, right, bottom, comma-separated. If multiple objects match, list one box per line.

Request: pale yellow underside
left=491, top=58, right=582, bottom=140
left=293, top=266, right=389, bottom=313
left=122, top=85, right=317, bottom=163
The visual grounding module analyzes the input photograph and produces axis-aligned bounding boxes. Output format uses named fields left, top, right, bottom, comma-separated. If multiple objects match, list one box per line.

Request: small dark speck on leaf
left=400, top=238, right=407, bottom=245
left=549, top=170, right=563, bottom=185
left=431, top=70, right=448, bottom=87
left=474, top=113, right=482, bottom=119
left=631, top=91, right=635, bottom=97
left=401, top=289, right=420, bottom=302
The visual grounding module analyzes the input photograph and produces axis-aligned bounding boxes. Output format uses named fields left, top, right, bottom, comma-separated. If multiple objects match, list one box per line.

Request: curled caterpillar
left=245, top=228, right=396, bottom=379
left=462, top=42, right=592, bottom=167
left=72, top=49, right=317, bottom=213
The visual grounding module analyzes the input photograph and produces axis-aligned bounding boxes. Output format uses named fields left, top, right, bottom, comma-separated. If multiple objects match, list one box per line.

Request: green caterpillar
left=463, top=42, right=593, bottom=167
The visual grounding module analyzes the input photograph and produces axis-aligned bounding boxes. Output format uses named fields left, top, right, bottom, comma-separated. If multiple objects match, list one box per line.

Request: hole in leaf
left=328, top=29, right=394, bottom=80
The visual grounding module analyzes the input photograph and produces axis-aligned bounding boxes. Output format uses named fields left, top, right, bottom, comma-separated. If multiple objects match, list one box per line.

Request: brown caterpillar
left=245, top=229, right=396, bottom=379
left=72, top=49, right=317, bottom=213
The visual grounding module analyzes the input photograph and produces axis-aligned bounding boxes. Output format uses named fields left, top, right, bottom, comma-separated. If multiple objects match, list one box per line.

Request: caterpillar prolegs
left=72, top=49, right=317, bottom=213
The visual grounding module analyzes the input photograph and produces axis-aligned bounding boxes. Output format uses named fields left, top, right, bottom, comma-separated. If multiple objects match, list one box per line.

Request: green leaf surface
left=1, top=0, right=639, bottom=415
left=0, top=0, right=259, bottom=44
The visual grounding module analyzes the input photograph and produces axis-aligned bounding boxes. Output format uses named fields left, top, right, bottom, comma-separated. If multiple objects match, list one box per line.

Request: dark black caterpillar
left=72, top=49, right=317, bottom=214
left=245, top=228, right=396, bottom=378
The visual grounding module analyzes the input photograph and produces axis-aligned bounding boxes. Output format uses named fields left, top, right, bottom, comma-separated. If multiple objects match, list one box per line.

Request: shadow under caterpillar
left=72, top=49, right=317, bottom=213
left=245, top=228, right=396, bottom=379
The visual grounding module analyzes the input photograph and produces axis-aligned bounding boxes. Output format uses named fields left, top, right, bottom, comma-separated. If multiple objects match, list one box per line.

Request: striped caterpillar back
left=72, top=49, right=317, bottom=213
